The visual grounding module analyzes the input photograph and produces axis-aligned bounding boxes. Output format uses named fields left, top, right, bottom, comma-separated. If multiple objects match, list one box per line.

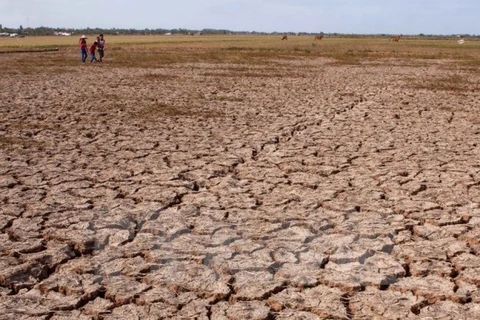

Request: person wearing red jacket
left=89, top=41, right=99, bottom=63
left=79, top=35, right=88, bottom=63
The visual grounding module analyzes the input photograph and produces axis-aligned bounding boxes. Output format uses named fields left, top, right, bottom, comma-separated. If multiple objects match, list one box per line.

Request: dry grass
left=143, top=72, right=178, bottom=80
left=406, top=74, right=480, bottom=92
left=1, top=35, right=480, bottom=71
left=214, top=95, right=244, bottom=102
left=202, top=71, right=300, bottom=78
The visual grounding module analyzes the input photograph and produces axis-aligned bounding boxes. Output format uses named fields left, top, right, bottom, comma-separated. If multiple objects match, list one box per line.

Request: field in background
left=2, top=35, right=479, bottom=95
left=1, top=35, right=480, bottom=68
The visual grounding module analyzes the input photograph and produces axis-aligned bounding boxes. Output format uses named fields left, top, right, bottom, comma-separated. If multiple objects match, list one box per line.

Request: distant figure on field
left=391, top=35, right=401, bottom=42
left=97, top=34, right=105, bottom=62
left=79, top=35, right=88, bottom=63
left=314, top=35, right=324, bottom=40
left=281, top=34, right=288, bottom=40
left=89, top=41, right=99, bottom=62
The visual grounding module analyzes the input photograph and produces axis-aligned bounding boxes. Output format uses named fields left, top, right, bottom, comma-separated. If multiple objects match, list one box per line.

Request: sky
left=0, top=0, right=479, bottom=35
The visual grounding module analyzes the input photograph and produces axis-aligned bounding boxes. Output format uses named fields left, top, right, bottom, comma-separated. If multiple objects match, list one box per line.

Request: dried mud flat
left=1, top=51, right=480, bottom=319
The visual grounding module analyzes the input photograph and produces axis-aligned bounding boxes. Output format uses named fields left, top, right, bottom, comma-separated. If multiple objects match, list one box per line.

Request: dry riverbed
left=1, top=38, right=480, bottom=319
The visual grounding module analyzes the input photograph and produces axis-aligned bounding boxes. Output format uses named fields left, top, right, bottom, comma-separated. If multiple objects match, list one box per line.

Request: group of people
left=79, top=34, right=105, bottom=63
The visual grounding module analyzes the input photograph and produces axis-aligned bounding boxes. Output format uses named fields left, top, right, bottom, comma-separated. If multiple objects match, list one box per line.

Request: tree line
left=0, top=25, right=236, bottom=36
left=0, top=24, right=478, bottom=38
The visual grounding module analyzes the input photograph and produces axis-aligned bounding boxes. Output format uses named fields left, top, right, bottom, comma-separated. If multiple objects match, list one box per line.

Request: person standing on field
left=79, top=35, right=88, bottom=63
left=97, top=34, right=105, bottom=62
left=89, top=41, right=99, bottom=63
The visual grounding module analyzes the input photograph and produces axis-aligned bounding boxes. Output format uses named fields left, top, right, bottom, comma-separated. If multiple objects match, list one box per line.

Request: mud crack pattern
left=1, top=54, right=480, bottom=319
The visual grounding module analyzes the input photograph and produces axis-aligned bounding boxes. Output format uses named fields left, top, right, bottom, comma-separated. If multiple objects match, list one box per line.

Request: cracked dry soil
left=1, top=48, right=480, bottom=320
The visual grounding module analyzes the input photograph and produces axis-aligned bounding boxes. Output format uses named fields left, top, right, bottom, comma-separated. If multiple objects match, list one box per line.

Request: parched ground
left=1, top=40, right=480, bottom=319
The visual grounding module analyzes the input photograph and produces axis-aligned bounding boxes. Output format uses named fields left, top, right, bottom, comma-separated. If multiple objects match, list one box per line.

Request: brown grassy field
left=1, top=34, right=479, bottom=81
left=1, top=35, right=479, bottom=98
left=1, top=34, right=480, bottom=64
left=1, top=35, right=480, bottom=319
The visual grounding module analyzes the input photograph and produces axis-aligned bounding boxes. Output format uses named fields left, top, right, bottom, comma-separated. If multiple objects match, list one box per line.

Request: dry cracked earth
left=1, top=51, right=480, bottom=319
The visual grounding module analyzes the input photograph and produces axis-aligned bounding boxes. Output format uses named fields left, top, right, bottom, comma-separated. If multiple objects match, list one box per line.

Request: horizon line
left=0, top=26, right=478, bottom=37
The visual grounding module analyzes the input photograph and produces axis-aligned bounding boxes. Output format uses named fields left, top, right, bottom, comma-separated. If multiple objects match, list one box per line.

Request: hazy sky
left=0, top=0, right=478, bottom=34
